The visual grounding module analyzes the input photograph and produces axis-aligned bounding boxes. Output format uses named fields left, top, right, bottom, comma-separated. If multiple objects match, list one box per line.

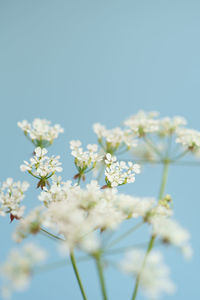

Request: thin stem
left=172, top=149, right=189, bottom=161
left=95, top=254, right=108, bottom=300
left=70, top=251, right=88, bottom=300
left=131, top=159, right=169, bottom=300
left=105, top=221, right=144, bottom=249
left=143, top=137, right=162, bottom=157
left=158, top=160, right=169, bottom=200
left=40, top=227, right=64, bottom=242
left=97, top=163, right=105, bottom=183
left=131, top=236, right=155, bottom=300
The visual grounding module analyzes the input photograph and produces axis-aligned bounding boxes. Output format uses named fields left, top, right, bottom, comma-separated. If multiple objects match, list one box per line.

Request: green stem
left=158, top=160, right=169, bottom=200
left=143, top=137, right=162, bottom=157
left=173, top=149, right=189, bottom=161
left=95, top=254, right=108, bottom=300
left=70, top=251, right=88, bottom=300
left=131, top=159, right=170, bottom=300
left=40, top=227, right=64, bottom=241
left=131, top=236, right=155, bottom=300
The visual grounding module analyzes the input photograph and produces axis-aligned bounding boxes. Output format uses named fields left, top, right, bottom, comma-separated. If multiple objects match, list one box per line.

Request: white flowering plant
left=0, top=112, right=197, bottom=300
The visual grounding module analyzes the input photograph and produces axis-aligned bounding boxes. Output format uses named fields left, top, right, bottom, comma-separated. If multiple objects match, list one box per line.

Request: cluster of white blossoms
left=93, top=123, right=137, bottom=152
left=124, top=111, right=188, bottom=138
left=151, top=216, right=192, bottom=258
left=37, top=180, right=126, bottom=251
left=120, top=249, right=176, bottom=299
left=0, top=178, right=29, bottom=219
left=124, top=111, right=160, bottom=137
left=18, top=118, right=64, bottom=146
left=158, top=116, right=187, bottom=137
left=176, top=128, right=200, bottom=151
left=38, top=176, right=74, bottom=206
left=20, top=147, right=62, bottom=181
left=70, top=140, right=102, bottom=172
left=104, top=153, right=141, bottom=187
left=13, top=208, right=45, bottom=243
left=1, top=244, right=46, bottom=299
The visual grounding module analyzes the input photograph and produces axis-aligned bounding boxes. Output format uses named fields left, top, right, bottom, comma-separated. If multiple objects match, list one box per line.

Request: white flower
left=38, top=179, right=75, bottom=206
left=93, top=123, right=137, bottom=151
left=20, top=147, right=62, bottom=178
left=40, top=181, right=129, bottom=252
left=116, top=195, right=156, bottom=219
left=124, top=111, right=159, bottom=137
left=18, top=118, right=64, bottom=145
left=0, top=243, right=47, bottom=299
left=0, top=178, right=29, bottom=219
left=120, top=249, right=176, bottom=299
left=13, top=207, right=45, bottom=243
left=104, top=154, right=141, bottom=187
left=70, top=140, right=102, bottom=170
left=176, top=128, right=200, bottom=151
left=158, top=116, right=187, bottom=136
left=151, top=217, right=192, bottom=259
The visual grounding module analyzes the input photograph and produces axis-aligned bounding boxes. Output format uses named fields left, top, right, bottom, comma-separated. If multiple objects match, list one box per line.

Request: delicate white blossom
left=18, top=118, right=64, bottom=146
left=104, top=153, right=140, bottom=187
left=70, top=140, right=102, bottom=170
left=124, top=111, right=159, bottom=137
left=13, top=208, right=45, bottom=243
left=38, top=178, right=76, bottom=206
left=158, top=116, right=187, bottom=136
left=151, top=217, right=192, bottom=259
left=176, top=128, right=200, bottom=151
left=93, top=123, right=137, bottom=152
left=20, top=147, right=62, bottom=179
left=0, top=243, right=47, bottom=299
left=0, top=178, right=29, bottom=219
left=120, top=249, right=176, bottom=299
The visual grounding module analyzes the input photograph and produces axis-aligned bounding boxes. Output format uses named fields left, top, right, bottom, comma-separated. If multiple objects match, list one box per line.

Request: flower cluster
left=151, top=217, right=192, bottom=258
left=38, top=180, right=125, bottom=251
left=70, top=140, right=102, bottom=180
left=176, top=128, right=200, bottom=152
left=104, top=153, right=140, bottom=187
left=0, top=178, right=29, bottom=220
left=93, top=123, right=137, bottom=153
left=18, top=118, right=64, bottom=147
left=120, top=249, right=176, bottom=298
left=158, top=116, right=187, bottom=137
left=1, top=244, right=46, bottom=299
left=124, top=111, right=160, bottom=137
left=20, top=147, right=62, bottom=188
left=13, top=208, right=45, bottom=243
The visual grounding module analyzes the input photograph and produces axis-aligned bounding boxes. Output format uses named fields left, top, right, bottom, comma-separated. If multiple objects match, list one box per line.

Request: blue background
left=0, top=0, right=200, bottom=299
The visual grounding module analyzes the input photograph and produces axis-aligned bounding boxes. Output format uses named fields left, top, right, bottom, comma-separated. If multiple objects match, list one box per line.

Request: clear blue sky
left=0, top=0, right=200, bottom=299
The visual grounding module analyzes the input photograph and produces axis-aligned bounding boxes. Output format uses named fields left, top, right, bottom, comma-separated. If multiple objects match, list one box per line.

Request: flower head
left=18, top=118, right=64, bottom=147
left=124, top=111, right=159, bottom=137
left=20, top=147, right=62, bottom=181
left=104, top=153, right=140, bottom=187
left=93, top=123, right=137, bottom=153
left=70, top=140, right=102, bottom=177
left=151, top=216, right=192, bottom=259
left=120, top=249, right=176, bottom=299
left=0, top=178, right=29, bottom=219
left=1, top=244, right=46, bottom=299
